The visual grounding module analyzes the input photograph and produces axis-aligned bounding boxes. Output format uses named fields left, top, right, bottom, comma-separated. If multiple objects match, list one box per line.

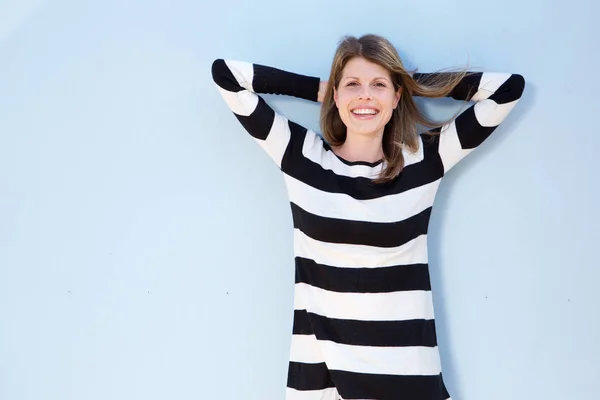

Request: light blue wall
left=1, top=0, right=598, bottom=399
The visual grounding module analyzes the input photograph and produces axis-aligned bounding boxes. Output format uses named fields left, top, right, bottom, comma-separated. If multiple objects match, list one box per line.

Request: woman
left=211, top=34, right=525, bottom=400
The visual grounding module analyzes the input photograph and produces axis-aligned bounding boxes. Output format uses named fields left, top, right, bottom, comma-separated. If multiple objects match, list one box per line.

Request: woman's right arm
left=211, top=59, right=321, bottom=168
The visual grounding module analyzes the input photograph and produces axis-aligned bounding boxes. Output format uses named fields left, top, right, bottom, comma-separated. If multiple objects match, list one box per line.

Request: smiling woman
left=320, top=34, right=479, bottom=184
left=211, top=33, right=525, bottom=400
left=330, top=57, right=401, bottom=164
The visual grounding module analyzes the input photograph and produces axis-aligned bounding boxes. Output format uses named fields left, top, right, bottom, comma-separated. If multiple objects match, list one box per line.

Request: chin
left=351, top=125, right=385, bottom=137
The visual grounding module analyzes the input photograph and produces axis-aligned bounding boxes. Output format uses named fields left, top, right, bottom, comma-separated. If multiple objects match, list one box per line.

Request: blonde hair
left=320, top=34, right=471, bottom=184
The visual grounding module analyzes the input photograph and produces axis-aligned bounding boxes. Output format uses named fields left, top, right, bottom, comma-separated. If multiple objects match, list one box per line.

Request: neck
left=334, top=131, right=384, bottom=163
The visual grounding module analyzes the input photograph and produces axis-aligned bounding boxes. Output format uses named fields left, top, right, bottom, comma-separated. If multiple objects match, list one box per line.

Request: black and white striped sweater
left=212, top=58, right=525, bottom=400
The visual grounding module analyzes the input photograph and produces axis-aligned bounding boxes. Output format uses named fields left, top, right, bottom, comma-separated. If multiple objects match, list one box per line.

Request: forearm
left=212, top=59, right=320, bottom=102
left=413, top=71, right=525, bottom=103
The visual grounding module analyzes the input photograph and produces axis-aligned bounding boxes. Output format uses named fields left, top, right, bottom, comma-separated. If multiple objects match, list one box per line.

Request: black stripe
left=211, top=59, right=244, bottom=93
left=488, top=74, right=525, bottom=104
left=291, top=203, right=431, bottom=248
left=293, top=310, right=438, bottom=347
left=454, top=106, right=497, bottom=150
left=287, top=362, right=335, bottom=391
left=295, top=257, right=431, bottom=293
left=281, top=125, right=445, bottom=200
left=450, top=72, right=483, bottom=101
left=234, top=96, right=276, bottom=141
left=253, top=64, right=320, bottom=101
left=292, top=309, right=313, bottom=335
left=331, top=370, right=450, bottom=400
left=413, top=72, right=524, bottom=104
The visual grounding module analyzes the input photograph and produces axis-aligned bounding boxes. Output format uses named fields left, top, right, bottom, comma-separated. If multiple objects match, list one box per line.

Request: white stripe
left=301, top=131, right=425, bottom=179
left=470, top=72, right=510, bottom=101
left=323, top=342, right=441, bottom=376
left=475, top=98, right=519, bottom=127
left=302, top=130, right=382, bottom=178
left=255, top=113, right=291, bottom=167
left=286, top=387, right=338, bottom=400
left=293, top=229, right=429, bottom=268
left=289, top=333, right=441, bottom=376
left=216, top=85, right=258, bottom=117
left=290, top=334, right=325, bottom=364
left=224, top=60, right=254, bottom=91
left=283, top=174, right=439, bottom=224
left=294, top=283, right=434, bottom=321
left=438, top=120, right=473, bottom=173
left=403, top=137, right=426, bottom=166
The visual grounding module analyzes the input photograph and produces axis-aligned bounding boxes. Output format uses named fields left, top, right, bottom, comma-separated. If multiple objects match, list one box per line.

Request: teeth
left=352, top=109, right=378, bottom=115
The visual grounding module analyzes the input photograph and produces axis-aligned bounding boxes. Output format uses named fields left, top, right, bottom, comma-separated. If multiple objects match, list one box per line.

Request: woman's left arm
left=415, top=72, right=526, bottom=173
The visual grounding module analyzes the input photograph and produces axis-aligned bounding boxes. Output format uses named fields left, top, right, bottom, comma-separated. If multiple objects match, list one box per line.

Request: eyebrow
left=343, top=76, right=391, bottom=82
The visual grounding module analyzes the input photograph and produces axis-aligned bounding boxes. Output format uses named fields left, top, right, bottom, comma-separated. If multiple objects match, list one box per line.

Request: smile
left=351, top=108, right=379, bottom=115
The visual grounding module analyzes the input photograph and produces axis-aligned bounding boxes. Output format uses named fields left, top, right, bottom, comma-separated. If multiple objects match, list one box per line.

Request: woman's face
left=333, top=57, right=401, bottom=140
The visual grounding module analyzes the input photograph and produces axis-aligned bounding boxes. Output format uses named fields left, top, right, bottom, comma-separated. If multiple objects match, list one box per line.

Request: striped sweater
left=211, top=58, right=525, bottom=400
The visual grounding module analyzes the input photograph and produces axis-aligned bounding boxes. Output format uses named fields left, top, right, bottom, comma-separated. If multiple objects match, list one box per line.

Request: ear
left=393, top=87, right=402, bottom=108
left=333, top=87, right=338, bottom=105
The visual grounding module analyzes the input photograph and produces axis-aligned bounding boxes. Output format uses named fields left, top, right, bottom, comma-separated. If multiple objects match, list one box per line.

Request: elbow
left=211, top=58, right=226, bottom=81
left=511, top=73, right=526, bottom=97
left=212, top=58, right=237, bottom=90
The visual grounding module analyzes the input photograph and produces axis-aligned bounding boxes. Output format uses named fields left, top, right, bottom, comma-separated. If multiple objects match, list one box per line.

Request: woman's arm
left=211, top=59, right=321, bottom=167
left=415, top=71, right=526, bottom=173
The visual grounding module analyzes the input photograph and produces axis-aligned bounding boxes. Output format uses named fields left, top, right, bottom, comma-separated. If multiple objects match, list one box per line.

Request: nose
left=357, top=85, right=373, bottom=100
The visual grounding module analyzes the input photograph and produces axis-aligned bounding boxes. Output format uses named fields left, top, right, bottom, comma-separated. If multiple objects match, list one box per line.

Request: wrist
left=317, top=81, right=328, bottom=103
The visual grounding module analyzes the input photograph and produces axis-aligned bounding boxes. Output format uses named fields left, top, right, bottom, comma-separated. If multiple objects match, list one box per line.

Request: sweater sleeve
left=211, top=59, right=321, bottom=168
left=414, top=71, right=526, bottom=173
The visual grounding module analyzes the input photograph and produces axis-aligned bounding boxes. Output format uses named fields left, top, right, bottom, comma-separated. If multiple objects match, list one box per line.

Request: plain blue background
left=1, top=0, right=599, bottom=399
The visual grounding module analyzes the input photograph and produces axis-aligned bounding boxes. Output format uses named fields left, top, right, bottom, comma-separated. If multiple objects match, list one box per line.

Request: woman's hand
left=317, top=81, right=328, bottom=103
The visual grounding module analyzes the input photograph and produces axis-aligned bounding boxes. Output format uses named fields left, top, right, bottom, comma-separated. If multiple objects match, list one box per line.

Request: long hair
left=320, top=34, right=471, bottom=184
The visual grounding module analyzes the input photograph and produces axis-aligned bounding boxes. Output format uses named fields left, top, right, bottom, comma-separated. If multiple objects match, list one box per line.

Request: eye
left=374, top=82, right=387, bottom=87
left=346, top=81, right=358, bottom=87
